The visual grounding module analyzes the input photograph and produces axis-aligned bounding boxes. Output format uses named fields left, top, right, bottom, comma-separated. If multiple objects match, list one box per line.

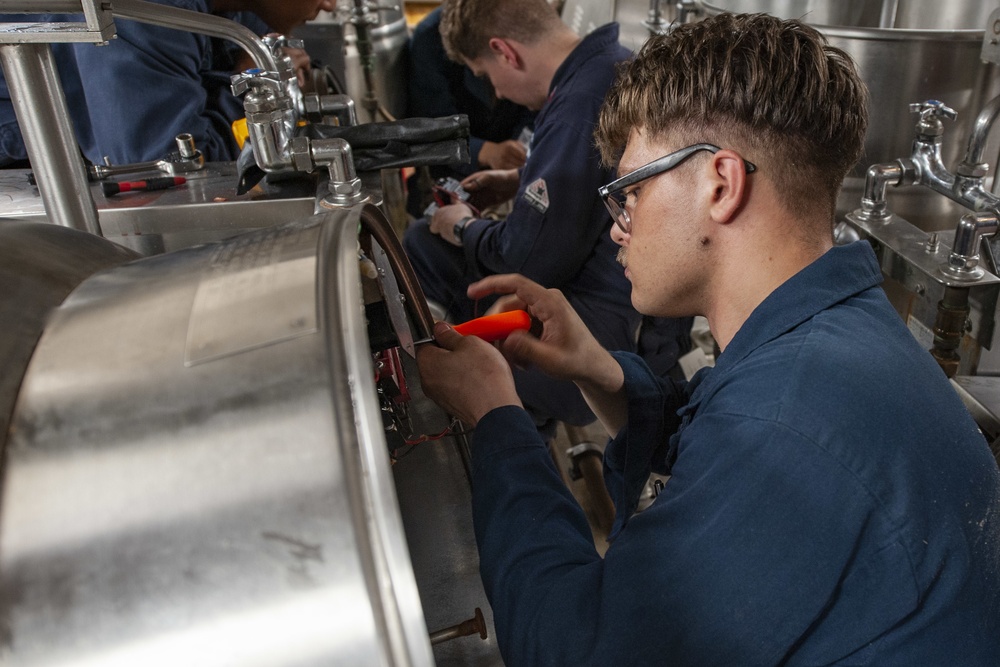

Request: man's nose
left=610, top=222, right=628, bottom=246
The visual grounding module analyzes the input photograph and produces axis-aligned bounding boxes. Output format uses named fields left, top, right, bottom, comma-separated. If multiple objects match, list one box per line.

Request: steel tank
left=0, top=207, right=488, bottom=666
left=296, top=2, right=409, bottom=124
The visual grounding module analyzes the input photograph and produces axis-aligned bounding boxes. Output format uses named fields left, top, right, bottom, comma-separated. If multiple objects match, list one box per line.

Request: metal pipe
left=931, top=286, right=971, bottom=378
left=429, top=608, right=487, bottom=645
left=111, top=0, right=274, bottom=71
left=858, top=161, right=905, bottom=221
left=943, top=211, right=1000, bottom=281
left=960, top=93, right=1000, bottom=175
left=0, top=43, right=99, bottom=235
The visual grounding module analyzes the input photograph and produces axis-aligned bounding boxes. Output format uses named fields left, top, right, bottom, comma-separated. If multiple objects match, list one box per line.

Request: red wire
left=403, top=426, right=455, bottom=446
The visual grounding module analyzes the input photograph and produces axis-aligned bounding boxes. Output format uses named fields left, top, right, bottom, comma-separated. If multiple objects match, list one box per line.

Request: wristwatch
left=453, top=216, right=474, bottom=247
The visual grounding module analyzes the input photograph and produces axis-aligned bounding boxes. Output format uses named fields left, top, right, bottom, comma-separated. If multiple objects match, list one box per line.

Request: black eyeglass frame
left=597, top=143, right=757, bottom=234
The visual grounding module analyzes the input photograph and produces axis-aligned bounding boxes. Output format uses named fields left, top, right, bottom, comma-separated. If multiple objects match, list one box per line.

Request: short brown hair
left=596, top=12, right=869, bottom=220
left=439, top=0, right=563, bottom=62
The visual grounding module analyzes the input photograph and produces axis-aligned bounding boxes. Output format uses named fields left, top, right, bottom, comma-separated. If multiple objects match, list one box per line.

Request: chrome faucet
left=857, top=99, right=1000, bottom=223
left=231, top=63, right=365, bottom=209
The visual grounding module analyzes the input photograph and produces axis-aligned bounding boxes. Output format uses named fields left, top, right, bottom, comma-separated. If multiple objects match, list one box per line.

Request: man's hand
left=461, top=169, right=520, bottom=209
left=478, top=140, right=527, bottom=170
left=282, top=47, right=312, bottom=90
left=416, top=321, right=522, bottom=426
left=429, top=203, right=475, bottom=246
left=469, top=275, right=621, bottom=388
left=470, top=274, right=628, bottom=435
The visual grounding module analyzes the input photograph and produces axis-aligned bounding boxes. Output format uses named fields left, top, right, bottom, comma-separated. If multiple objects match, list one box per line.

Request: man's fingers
left=432, top=321, right=463, bottom=349
left=468, top=273, right=541, bottom=303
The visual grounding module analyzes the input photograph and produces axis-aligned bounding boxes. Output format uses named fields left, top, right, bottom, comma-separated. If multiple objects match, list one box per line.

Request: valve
left=909, top=100, right=957, bottom=139
left=230, top=69, right=284, bottom=97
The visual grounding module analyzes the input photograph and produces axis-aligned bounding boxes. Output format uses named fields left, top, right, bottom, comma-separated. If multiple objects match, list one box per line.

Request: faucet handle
left=910, top=100, right=957, bottom=137
left=230, top=69, right=283, bottom=97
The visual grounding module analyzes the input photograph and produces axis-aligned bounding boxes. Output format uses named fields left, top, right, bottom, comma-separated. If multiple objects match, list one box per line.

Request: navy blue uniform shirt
left=459, top=23, right=636, bottom=346
left=406, top=6, right=534, bottom=176
left=471, top=241, right=1000, bottom=665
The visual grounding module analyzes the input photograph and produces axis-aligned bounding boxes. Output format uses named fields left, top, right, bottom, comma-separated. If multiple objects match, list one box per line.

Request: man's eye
left=625, top=189, right=639, bottom=207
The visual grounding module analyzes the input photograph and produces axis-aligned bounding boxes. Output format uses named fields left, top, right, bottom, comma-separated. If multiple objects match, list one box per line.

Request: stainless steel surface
left=0, top=43, right=101, bottom=235
left=0, top=208, right=437, bottom=666
left=0, top=221, right=138, bottom=459
left=342, top=6, right=408, bottom=123
left=846, top=209, right=1000, bottom=290
left=0, top=0, right=114, bottom=43
left=951, top=375, right=1000, bottom=462
left=845, top=208, right=1000, bottom=375
left=0, top=164, right=318, bottom=255
left=113, top=0, right=275, bottom=71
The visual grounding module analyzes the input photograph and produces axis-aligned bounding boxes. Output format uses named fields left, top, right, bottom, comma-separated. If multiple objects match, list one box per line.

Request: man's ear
left=488, top=37, right=522, bottom=69
left=707, top=150, right=750, bottom=224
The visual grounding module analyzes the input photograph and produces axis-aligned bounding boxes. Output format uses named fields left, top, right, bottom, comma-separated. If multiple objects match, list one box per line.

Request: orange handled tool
left=453, top=310, right=536, bottom=343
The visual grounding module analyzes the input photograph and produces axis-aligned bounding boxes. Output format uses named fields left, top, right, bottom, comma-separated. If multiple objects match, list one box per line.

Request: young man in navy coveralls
left=404, top=0, right=690, bottom=427
left=417, top=12, right=1000, bottom=666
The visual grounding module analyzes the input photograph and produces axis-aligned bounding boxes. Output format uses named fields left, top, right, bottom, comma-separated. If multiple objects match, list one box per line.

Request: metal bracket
left=0, top=0, right=115, bottom=44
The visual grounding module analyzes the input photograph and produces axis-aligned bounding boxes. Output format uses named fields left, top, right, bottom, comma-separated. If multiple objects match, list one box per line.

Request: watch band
left=453, top=216, right=474, bottom=246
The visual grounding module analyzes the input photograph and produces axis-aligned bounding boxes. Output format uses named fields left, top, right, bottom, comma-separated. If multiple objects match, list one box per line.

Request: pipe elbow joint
left=858, top=161, right=907, bottom=222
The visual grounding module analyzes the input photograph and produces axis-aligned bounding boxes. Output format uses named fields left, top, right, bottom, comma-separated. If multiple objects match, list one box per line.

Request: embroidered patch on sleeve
left=523, top=178, right=550, bottom=214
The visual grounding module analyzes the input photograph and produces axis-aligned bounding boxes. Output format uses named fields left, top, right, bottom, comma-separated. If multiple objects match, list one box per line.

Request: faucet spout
left=958, top=92, right=1000, bottom=178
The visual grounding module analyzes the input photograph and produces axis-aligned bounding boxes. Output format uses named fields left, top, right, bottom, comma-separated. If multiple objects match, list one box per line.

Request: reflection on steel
left=0, top=221, right=139, bottom=457
left=429, top=608, right=488, bottom=646
left=0, top=209, right=435, bottom=665
left=0, top=43, right=100, bottom=234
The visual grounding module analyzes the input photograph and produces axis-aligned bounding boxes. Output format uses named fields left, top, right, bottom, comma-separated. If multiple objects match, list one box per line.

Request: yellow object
left=232, top=117, right=249, bottom=150
left=404, top=1, right=438, bottom=26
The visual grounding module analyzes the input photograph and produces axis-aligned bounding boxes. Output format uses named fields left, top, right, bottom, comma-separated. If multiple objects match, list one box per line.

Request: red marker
left=453, top=310, right=538, bottom=343
left=102, top=176, right=186, bottom=197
